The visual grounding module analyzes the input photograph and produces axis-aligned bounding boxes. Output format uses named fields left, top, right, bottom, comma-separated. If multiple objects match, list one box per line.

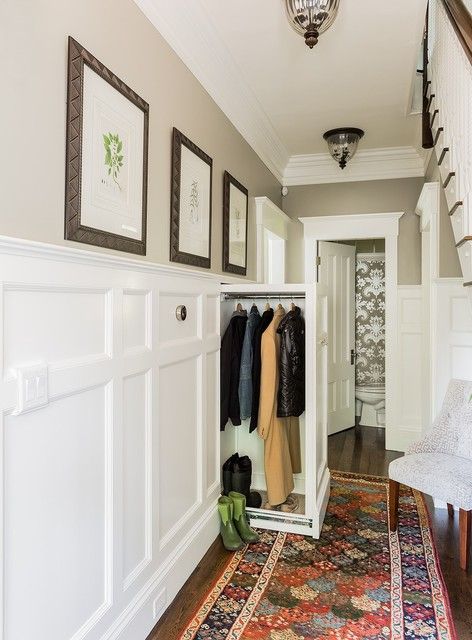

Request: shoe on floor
left=280, top=494, right=299, bottom=513
left=229, top=491, right=259, bottom=544
left=218, top=496, right=244, bottom=551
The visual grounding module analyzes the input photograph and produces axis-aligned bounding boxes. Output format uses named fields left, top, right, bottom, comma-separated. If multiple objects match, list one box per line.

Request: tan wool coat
left=258, top=306, right=301, bottom=506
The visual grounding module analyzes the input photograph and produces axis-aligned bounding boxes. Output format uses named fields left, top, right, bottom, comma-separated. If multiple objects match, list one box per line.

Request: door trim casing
left=299, top=212, right=404, bottom=451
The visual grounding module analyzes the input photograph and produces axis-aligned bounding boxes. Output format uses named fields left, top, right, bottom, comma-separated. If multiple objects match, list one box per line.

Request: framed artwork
left=170, top=128, right=212, bottom=268
left=223, top=171, right=248, bottom=275
left=65, top=37, right=149, bottom=255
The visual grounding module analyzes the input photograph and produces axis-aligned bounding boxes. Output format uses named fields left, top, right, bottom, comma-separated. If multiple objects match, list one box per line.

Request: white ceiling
left=199, top=0, right=426, bottom=154
left=136, top=0, right=429, bottom=183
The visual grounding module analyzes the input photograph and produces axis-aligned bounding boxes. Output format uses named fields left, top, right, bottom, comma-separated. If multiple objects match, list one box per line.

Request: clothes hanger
left=265, top=295, right=270, bottom=311
left=236, top=298, right=243, bottom=312
left=290, top=295, right=296, bottom=311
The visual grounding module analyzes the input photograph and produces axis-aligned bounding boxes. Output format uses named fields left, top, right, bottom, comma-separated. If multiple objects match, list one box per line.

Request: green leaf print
left=103, top=131, right=124, bottom=190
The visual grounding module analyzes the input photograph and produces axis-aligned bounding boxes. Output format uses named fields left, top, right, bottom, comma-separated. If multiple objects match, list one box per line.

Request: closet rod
left=222, top=293, right=305, bottom=300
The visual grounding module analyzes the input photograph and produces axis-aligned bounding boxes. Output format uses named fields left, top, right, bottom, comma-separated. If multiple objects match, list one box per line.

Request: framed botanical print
left=65, top=37, right=149, bottom=255
left=223, top=171, right=248, bottom=275
left=170, top=128, right=212, bottom=268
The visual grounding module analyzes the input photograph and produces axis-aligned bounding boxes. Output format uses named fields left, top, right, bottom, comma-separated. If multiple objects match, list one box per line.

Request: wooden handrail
left=441, top=0, right=472, bottom=65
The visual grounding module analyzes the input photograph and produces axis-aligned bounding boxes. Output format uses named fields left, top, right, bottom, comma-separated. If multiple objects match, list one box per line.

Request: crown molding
left=284, top=146, right=427, bottom=186
left=133, top=0, right=288, bottom=183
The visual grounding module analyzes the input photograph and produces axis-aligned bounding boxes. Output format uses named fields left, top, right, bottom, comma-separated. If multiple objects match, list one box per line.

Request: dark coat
left=249, top=308, right=274, bottom=433
left=276, top=307, right=305, bottom=417
left=220, top=311, right=247, bottom=430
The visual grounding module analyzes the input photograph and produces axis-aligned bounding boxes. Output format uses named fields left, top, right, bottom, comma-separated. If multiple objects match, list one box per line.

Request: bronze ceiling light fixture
left=323, top=128, right=365, bottom=169
left=284, top=0, right=340, bottom=49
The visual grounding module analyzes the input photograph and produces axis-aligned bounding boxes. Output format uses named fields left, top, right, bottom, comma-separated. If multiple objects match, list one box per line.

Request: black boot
left=222, top=453, right=239, bottom=496
left=231, top=456, right=262, bottom=508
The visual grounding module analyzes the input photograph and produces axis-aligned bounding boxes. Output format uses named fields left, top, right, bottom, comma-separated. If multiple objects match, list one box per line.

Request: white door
left=318, top=241, right=356, bottom=435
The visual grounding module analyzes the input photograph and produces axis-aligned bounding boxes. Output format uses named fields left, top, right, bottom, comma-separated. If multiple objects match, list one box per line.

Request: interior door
left=318, top=241, right=356, bottom=435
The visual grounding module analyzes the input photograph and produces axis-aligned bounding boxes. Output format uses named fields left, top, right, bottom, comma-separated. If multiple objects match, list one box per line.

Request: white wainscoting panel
left=0, top=238, right=221, bottom=640
left=433, top=279, right=472, bottom=417
left=390, top=286, right=423, bottom=452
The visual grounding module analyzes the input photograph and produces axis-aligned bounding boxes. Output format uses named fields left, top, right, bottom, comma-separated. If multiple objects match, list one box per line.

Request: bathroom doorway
left=318, top=239, right=386, bottom=435
left=300, top=212, right=402, bottom=451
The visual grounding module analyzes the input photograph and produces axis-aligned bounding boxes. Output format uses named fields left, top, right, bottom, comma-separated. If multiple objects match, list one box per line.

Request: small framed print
left=65, top=37, right=149, bottom=255
left=170, top=128, right=212, bottom=268
left=223, top=171, right=248, bottom=275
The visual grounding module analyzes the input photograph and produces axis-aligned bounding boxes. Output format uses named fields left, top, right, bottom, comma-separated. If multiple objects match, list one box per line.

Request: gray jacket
left=238, top=305, right=261, bottom=420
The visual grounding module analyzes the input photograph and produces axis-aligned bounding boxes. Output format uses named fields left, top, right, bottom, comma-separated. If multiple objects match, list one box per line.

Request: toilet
left=355, top=384, right=385, bottom=427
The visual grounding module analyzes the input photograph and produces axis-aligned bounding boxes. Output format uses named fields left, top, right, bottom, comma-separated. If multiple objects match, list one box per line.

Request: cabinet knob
left=175, top=305, right=187, bottom=321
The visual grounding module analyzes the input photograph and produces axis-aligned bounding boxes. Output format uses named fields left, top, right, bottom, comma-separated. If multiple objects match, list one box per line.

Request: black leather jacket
left=276, top=307, right=305, bottom=417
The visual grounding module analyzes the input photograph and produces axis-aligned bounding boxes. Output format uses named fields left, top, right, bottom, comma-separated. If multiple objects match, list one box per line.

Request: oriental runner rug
left=180, top=471, right=456, bottom=640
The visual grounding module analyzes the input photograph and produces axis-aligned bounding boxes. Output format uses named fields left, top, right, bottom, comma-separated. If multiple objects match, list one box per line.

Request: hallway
left=149, top=425, right=472, bottom=640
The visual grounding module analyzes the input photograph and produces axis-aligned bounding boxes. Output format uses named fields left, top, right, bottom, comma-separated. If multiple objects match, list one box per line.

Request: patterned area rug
left=180, top=471, right=456, bottom=640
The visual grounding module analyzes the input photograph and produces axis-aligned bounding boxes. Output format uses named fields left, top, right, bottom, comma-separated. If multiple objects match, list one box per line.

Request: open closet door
left=318, top=241, right=356, bottom=435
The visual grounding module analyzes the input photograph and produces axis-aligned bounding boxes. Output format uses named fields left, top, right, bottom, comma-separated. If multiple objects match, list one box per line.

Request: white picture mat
left=81, top=65, right=144, bottom=240
left=178, top=145, right=211, bottom=259
left=228, top=183, right=247, bottom=267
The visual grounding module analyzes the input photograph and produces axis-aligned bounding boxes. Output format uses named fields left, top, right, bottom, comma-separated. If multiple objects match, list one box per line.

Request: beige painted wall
left=282, top=178, right=424, bottom=284
left=1, top=0, right=280, bottom=279
left=425, top=156, right=462, bottom=277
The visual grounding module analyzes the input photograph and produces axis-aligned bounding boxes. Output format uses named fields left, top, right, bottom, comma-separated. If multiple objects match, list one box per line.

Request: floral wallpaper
left=355, top=254, right=385, bottom=385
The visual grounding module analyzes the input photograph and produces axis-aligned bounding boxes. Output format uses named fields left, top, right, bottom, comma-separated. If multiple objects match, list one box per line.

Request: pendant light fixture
left=284, top=0, right=340, bottom=49
left=323, top=128, right=365, bottom=169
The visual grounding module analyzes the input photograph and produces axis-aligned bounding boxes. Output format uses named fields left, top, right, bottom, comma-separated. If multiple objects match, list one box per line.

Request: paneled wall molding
left=392, top=285, right=424, bottom=451
left=255, top=197, right=291, bottom=283
left=0, top=237, right=222, bottom=640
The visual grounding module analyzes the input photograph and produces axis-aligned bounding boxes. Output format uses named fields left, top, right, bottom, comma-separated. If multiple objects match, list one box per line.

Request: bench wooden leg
left=389, top=480, right=400, bottom=532
left=447, top=503, right=454, bottom=518
left=459, top=509, right=471, bottom=571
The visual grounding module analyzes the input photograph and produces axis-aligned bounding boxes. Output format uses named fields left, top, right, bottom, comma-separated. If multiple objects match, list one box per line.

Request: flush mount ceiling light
left=284, top=0, right=340, bottom=49
left=323, top=127, right=365, bottom=169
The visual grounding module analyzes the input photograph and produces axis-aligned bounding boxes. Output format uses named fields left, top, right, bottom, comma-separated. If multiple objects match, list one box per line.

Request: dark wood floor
left=148, top=425, right=472, bottom=640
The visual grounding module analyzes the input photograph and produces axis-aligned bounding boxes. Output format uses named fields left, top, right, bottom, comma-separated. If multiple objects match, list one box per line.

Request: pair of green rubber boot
left=218, top=491, right=259, bottom=551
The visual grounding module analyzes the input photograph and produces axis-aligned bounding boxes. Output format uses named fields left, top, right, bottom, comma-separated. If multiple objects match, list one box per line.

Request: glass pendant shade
left=285, top=0, right=340, bottom=48
left=323, top=128, right=365, bottom=169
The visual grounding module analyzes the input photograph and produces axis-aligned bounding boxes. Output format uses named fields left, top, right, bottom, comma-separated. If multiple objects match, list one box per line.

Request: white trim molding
left=300, top=212, right=408, bottom=451
left=284, top=147, right=427, bottom=186
left=133, top=2, right=428, bottom=187
left=255, top=197, right=291, bottom=283
left=133, top=0, right=288, bottom=182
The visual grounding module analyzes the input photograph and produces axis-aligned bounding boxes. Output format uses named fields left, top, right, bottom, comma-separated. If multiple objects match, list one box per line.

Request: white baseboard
left=313, top=467, right=331, bottom=538
left=385, top=426, right=421, bottom=453
left=101, top=503, right=219, bottom=640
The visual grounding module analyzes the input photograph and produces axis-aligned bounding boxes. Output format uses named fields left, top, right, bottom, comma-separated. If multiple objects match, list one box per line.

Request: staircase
left=425, top=0, right=472, bottom=298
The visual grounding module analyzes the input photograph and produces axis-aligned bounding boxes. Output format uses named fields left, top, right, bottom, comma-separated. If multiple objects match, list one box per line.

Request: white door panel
left=318, top=241, right=356, bottom=435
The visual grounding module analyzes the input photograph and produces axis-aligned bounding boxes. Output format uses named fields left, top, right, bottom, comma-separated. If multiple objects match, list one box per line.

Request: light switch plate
left=14, top=364, right=49, bottom=415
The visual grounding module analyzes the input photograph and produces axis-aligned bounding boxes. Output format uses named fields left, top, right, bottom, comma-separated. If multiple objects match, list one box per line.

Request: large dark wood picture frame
left=170, top=128, right=213, bottom=269
left=223, top=171, right=248, bottom=276
left=65, top=37, right=149, bottom=255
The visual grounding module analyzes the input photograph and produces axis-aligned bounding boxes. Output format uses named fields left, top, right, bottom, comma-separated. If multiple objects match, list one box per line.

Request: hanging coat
left=249, top=308, right=274, bottom=433
left=220, top=310, right=247, bottom=431
left=238, top=305, right=261, bottom=420
left=258, top=306, right=301, bottom=506
left=277, top=306, right=306, bottom=417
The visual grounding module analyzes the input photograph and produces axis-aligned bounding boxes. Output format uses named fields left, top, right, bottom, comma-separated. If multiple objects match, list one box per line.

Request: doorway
left=318, top=239, right=386, bottom=436
left=300, top=212, right=403, bottom=451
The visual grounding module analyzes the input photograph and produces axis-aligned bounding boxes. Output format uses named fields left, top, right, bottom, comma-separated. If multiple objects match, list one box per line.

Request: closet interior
left=219, top=283, right=329, bottom=538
